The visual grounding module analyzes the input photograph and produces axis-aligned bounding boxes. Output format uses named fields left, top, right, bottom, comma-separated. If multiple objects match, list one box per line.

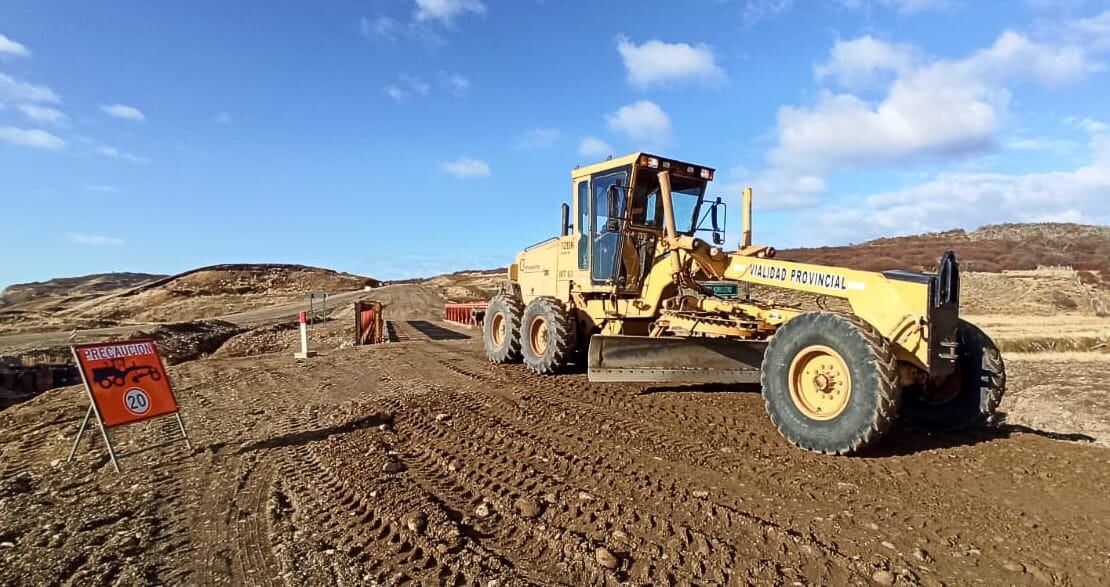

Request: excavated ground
left=1, top=320, right=1109, bottom=586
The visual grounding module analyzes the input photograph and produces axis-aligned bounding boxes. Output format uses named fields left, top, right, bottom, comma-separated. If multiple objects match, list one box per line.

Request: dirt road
left=2, top=320, right=1109, bottom=585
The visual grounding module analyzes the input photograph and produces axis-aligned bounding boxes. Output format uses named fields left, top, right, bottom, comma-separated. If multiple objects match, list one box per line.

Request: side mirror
left=560, top=202, right=570, bottom=237
left=606, top=184, right=620, bottom=233
left=711, top=196, right=723, bottom=245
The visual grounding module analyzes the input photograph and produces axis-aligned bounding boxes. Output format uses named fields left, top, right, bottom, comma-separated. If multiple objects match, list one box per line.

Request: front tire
left=900, top=319, right=1005, bottom=431
left=483, top=294, right=524, bottom=364
left=761, top=312, right=900, bottom=455
left=521, top=297, right=575, bottom=375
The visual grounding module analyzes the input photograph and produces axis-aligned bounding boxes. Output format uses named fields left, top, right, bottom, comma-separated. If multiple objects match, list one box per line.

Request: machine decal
left=749, top=264, right=849, bottom=291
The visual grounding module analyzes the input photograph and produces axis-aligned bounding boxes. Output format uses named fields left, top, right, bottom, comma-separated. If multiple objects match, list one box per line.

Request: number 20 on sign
left=68, top=339, right=192, bottom=473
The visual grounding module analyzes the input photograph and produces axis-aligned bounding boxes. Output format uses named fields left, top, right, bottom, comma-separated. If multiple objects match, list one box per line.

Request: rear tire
left=900, top=319, right=1005, bottom=431
left=483, top=294, right=524, bottom=364
left=761, top=312, right=900, bottom=455
left=521, top=297, right=575, bottom=375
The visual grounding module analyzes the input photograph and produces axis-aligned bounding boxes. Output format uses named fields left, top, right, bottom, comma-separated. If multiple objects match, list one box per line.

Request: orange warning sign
left=73, top=339, right=178, bottom=428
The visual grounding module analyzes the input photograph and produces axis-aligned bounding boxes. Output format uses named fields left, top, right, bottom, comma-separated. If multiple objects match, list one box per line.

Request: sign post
left=67, top=339, right=190, bottom=473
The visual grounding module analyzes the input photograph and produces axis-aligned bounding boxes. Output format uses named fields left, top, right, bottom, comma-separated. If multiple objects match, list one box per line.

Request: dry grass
left=1003, top=351, right=1110, bottom=362
left=964, top=314, right=1110, bottom=338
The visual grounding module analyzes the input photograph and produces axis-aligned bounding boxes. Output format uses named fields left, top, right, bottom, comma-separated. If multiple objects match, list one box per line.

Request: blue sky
left=1, top=0, right=1109, bottom=288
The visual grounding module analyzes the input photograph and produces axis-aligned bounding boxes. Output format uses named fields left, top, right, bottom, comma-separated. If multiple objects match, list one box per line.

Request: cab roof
left=570, top=152, right=715, bottom=181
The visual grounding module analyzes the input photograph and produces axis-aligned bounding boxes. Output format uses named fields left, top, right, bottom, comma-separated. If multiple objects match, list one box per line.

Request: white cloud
left=441, top=157, right=490, bottom=178
left=383, top=75, right=431, bottom=102
left=1065, top=10, right=1110, bottom=51
left=835, top=0, right=955, bottom=13
left=815, top=36, right=916, bottom=88
left=384, top=84, right=406, bottom=102
left=360, top=16, right=399, bottom=42
left=0, top=33, right=31, bottom=58
left=97, top=145, right=150, bottom=164
left=414, top=0, right=486, bottom=24
left=65, top=233, right=124, bottom=246
left=578, top=137, right=614, bottom=159
left=743, top=0, right=795, bottom=26
left=214, top=111, right=231, bottom=124
left=0, top=72, right=59, bottom=104
left=796, top=123, right=1110, bottom=244
left=517, top=128, right=560, bottom=150
left=0, top=126, right=64, bottom=150
left=750, top=170, right=829, bottom=209
left=769, top=31, right=1095, bottom=175
left=100, top=103, right=146, bottom=122
left=16, top=104, right=66, bottom=125
left=438, top=71, right=470, bottom=95
left=606, top=100, right=671, bottom=146
left=616, top=37, right=725, bottom=88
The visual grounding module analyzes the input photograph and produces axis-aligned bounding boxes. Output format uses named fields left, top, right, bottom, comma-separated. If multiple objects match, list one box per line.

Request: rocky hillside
left=779, top=223, right=1110, bottom=278
left=0, top=264, right=380, bottom=334
left=0, top=272, right=163, bottom=310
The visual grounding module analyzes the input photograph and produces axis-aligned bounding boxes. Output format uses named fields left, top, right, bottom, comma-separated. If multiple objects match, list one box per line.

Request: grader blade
left=587, top=335, right=767, bottom=384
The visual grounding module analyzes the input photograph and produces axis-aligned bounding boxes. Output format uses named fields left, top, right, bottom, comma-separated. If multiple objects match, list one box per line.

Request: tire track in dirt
left=368, top=324, right=855, bottom=583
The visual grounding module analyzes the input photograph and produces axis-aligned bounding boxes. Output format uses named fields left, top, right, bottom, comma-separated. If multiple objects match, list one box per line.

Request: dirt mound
left=0, top=272, right=162, bottom=308
left=61, top=264, right=379, bottom=325
left=419, top=269, right=504, bottom=303
left=962, top=269, right=1107, bottom=316
left=0, top=273, right=165, bottom=334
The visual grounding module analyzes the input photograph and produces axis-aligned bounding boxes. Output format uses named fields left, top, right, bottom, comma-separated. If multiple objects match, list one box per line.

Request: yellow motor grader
left=483, top=153, right=1005, bottom=454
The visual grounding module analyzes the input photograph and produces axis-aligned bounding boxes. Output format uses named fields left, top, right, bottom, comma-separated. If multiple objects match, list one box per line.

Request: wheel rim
left=788, top=344, right=852, bottom=421
left=491, top=313, right=506, bottom=348
left=529, top=317, right=548, bottom=356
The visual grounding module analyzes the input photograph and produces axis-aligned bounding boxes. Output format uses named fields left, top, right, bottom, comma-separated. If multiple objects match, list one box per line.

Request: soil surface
left=2, top=320, right=1108, bottom=586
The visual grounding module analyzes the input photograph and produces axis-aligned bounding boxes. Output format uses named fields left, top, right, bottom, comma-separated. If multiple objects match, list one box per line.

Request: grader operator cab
left=483, top=153, right=1005, bottom=455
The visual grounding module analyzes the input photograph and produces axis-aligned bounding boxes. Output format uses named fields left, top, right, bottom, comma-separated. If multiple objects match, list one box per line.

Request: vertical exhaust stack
left=657, top=170, right=678, bottom=241
left=741, top=187, right=752, bottom=249
left=657, top=171, right=683, bottom=277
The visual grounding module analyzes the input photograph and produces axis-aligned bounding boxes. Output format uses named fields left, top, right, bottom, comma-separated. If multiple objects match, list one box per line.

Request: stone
left=447, top=460, right=462, bottom=472
left=881, top=541, right=896, bottom=550
left=913, top=548, right=933, bottom=562
left=474, top=502, right=492, bottom=518
left=595, top=546, right=618, bottom=569
left=691, top=490, right=709, bottom=499
left=382, top=460, right=406, bottom=474
left=871, top=570, right=894, bottom=585
left=403, top=512, right=427, bottom=534
left=435, top=413, right=451, bottom=422
left=1001, top=560, right=1025, bottom=573
left=515, top=498, right=543, bottom=519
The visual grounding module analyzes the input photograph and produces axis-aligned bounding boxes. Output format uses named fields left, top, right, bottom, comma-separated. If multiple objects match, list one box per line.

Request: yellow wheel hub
left=491, top=313, right=506, bottom=347
left=788, top=345, right=852, bottom=421
left=529, top=317, right=548, bottom=356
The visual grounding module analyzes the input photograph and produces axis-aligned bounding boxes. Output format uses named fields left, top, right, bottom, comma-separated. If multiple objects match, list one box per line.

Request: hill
left=0, top=264, right=379, bottom=334
left=778, top=223, right=1110, bottom=281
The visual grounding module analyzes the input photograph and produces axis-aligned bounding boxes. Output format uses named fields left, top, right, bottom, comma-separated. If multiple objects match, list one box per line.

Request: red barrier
left=444, top=302, right=488, bottom=329
left=355, top=301, right=385, bottom=345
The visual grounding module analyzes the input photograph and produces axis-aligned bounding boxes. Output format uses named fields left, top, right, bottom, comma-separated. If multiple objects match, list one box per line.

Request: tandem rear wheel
left=483, top=294, right=524, bottom=364
left=521, top=297, right=576, bottom=375
left=900, top=319, right=1006, bottom=431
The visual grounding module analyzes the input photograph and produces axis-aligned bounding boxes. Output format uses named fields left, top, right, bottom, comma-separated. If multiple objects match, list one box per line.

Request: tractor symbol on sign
left=91, top=360, right=162, bottom=389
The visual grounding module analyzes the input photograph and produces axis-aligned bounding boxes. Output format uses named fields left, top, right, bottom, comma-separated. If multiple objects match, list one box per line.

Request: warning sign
left=73, top=339, right=178, bottom=428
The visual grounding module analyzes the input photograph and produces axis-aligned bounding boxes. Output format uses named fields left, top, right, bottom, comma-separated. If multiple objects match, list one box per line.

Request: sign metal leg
left=175, top=412, right=193, bottom=451
left=67, top=404, right=93, bottom=462
left=98, top=417, right=121, bottom=473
